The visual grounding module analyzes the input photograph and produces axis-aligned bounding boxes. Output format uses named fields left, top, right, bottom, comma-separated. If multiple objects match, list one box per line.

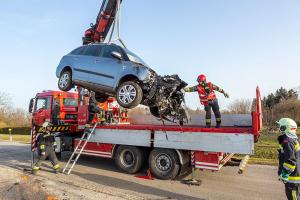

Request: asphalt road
left=0, top=141, right=286, bottom=200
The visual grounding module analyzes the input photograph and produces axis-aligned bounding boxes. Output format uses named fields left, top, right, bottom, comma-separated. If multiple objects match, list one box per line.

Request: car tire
left=95, top=93, right=109, bottom=103
left=116, top=81, right=143, bottom=109
left=149, top=148, right=180, bottom=180
left=114, top=145, right=144, bottom=174
left=58, top=70, right=73, bottom=91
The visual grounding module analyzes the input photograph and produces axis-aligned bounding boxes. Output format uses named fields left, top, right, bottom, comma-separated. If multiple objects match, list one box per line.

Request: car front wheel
left=58, top=70, right=73, bottom=91
left=116, top=81, right=143, bottom=109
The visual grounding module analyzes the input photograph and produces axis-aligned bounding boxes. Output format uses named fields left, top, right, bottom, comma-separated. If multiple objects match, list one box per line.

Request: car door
left=68, top=46, right=90, bottom=81
left=32, top=97, right=51, bottom=126
left=88, top=44, right=124, bottom=90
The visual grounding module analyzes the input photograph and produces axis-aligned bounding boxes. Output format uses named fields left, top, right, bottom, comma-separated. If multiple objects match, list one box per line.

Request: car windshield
left=123, top=49, right=148, bottom=67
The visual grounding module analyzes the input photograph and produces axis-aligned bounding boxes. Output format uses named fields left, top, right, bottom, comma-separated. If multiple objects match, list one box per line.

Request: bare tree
left=228, top=99, right=252, bottom=114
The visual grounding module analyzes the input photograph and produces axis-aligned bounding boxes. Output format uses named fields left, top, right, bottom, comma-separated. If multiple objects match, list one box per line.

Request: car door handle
left=95, top=59, right=101, bottom=63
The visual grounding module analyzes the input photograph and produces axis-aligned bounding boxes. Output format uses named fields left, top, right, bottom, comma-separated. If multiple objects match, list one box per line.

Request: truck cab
left=29, top=90, right=79, bottom=126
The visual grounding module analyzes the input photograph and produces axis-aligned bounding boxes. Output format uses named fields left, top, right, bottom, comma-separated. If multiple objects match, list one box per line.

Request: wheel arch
left=116, top=74, right=140, bottom=89
left=60, top=66, right=73, bottom=76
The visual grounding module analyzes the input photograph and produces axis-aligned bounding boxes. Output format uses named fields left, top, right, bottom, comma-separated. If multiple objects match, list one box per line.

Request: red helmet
left=197, top=74, right=206, bottom=83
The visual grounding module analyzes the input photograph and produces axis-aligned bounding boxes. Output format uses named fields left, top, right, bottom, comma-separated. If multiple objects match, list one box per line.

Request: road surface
left=0, top=141, right=286, bottom=200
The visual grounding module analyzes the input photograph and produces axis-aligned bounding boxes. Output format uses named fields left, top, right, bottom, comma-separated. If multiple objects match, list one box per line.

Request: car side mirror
left=111, top=51, right=123, bottom=60
left=29, top=98, right=34, bottom=113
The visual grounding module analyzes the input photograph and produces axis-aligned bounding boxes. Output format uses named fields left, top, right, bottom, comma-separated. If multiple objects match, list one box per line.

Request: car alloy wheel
left=59, top=73, right=70, bottom=89
left=118, top=85, right=137, bottom=105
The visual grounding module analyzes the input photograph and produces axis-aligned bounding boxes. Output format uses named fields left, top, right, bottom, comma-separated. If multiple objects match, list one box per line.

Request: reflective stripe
left=32, top=166, right=39, bottom=170
left=216, top=118, right=221, bottom=122
left=295, top=142, right=300, bottom=152
left=206, top=119, right=211, bottom=123
left=283, top=162, right=296, bottom=171
left=292, top=190, right=297, bottom=200
left=53, top=164, right=60, bottom=170
left=40, top=145, right=45, bottom=150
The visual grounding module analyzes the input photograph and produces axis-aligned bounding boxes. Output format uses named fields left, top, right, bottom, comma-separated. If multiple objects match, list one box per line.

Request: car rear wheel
left=58, top=70, right=73, bottom=91
left=149, top=148, right=180, bottom=180
left=116, top=81, right=143, bottom=109
left=114, top=145, right=144, bottom=174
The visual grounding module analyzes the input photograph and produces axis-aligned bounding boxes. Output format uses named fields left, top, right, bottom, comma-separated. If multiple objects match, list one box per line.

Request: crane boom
left=83, top=0, right=122, bottom=45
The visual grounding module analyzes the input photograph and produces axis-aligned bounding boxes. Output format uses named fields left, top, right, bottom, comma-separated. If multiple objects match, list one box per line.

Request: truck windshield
left=124, top=49, right=148, bottom=67
left=64, top=98, right=78, bottom=106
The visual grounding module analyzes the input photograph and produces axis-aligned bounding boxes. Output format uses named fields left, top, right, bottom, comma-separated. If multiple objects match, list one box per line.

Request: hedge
left=0, top=127, right=31, bottom=135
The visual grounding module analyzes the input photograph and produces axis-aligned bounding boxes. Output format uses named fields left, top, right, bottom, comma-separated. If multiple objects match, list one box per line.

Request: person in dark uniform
left=277, top=118, right=300, bottom=200
left=184, top=74, right=229, bottom=128
left=32, top=122, right=60, bottom=174
left=86, top=92, right=105, bottom=127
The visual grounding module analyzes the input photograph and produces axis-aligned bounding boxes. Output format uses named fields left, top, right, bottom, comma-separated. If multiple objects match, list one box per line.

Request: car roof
left=83, top=43, right=120, bottom=47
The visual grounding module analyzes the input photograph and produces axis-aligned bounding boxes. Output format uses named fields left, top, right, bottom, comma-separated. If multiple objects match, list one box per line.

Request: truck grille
left=65, top=114, right=77, bottom=120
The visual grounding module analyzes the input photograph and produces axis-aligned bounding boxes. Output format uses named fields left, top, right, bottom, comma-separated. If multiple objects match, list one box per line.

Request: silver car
left=56, top=43, right=156, bottom=108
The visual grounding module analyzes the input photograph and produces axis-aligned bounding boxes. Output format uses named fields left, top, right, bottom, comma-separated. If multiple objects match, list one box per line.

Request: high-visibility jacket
left=197, top=82, right=217, bottom=105
left=278, top=134, right=300, bottom=185
left=185, top=82, right=224, bottom=106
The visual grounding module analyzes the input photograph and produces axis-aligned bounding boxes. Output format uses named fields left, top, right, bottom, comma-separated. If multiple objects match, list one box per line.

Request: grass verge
left=0, top=134, right=31, bottom=143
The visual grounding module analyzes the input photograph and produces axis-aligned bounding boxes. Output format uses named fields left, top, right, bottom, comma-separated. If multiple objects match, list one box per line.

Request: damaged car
left=56, top=43, right=188, bottom=123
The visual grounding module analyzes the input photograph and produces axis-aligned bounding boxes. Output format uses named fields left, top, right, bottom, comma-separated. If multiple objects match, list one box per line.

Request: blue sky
left=0, top=0, right=299, bottom=110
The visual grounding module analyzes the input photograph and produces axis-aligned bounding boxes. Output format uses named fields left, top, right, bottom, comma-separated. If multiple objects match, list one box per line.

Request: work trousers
left=204, top=99, right=221, bottom=127
left=34, top=147, right=59, bottom=170
left=285, top=183, right=300, bottom=200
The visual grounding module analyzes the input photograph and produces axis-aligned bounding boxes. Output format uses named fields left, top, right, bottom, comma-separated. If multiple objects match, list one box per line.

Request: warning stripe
left=31, top=126, right=37, bottom=151
left=35, top=125, right=71, bottom=133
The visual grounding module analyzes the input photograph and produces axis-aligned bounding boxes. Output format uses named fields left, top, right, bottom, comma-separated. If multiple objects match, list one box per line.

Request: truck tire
left=58, top=70, right=73, bottom=91
left=114, top=146, right=144, bottom=174
left=149, top=148, right=180, bottom=180
left=116, top=81, right=143, bottom=109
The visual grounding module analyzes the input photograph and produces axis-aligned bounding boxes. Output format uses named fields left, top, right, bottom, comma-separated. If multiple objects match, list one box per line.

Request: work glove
left=224, top=92, right=229, bottom=98
left=41, top=151, right=46, bottom=156
left=279, top=169, right=290, bottom=182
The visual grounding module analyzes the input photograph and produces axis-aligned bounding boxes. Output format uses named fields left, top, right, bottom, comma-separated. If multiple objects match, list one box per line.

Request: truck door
left=32, top=97, right=51, bottom=126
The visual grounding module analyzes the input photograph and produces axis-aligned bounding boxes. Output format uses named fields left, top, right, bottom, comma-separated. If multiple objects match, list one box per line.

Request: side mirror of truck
left=111, top=51, right=123, bottom=60
left=29, top=98, right=34, bottom=113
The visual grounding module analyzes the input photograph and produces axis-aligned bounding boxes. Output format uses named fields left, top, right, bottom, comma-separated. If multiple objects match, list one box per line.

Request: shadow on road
left=73, top=171, right=205, bottom=200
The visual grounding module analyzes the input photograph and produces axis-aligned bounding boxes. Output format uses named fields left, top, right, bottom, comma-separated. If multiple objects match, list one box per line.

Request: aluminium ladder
left=62, top=123, right=98, bottom=175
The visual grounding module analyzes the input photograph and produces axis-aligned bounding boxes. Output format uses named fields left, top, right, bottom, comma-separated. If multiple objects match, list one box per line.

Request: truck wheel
left=116, top=81, right=143, bottom=109
left=114, top=146, right=144, bottom=174
left=58, top=70, right=73, bottom=91
left=149, top=148, right=180, bottom=180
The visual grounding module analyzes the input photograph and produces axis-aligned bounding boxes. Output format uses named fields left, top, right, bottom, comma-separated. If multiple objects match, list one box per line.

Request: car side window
left=70, top=46, right=87, bottom=55
left=83, top=45, right=103, bottom=57
left=101, top=45, right=123, bottom=59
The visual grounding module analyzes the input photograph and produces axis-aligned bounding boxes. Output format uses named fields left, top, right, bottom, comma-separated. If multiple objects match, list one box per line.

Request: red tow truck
left=29, top=87, right=262, bottom=180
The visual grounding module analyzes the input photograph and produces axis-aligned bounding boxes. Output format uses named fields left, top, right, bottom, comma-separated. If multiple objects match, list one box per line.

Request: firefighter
left=184, top=74, right=229, bottom=128
left=277, top=118, right=300, bottom=200
left=32, top=122, right=60, bottom=175
left=86, top=92, right=105, bottom=127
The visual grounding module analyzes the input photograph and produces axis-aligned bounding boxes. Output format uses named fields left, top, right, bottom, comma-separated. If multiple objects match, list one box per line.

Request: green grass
left=0, top=134, right=31, bottom=143
left=235, top=128, right=300, bottom=165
